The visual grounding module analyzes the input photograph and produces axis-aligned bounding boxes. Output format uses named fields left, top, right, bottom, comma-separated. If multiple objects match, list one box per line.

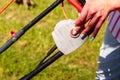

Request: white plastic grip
left=52, top=20, right=88, bottom=55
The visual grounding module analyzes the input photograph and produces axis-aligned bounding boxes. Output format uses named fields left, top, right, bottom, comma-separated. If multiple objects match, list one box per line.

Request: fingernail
left=91, top=37, right=95, bottom=41
left=80, top=34, right=86, bottom=39
left=72, top=29, right=77, bottom=35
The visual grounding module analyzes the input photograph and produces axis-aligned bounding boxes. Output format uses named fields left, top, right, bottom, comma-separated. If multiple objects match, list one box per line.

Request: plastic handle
left=78, top=0, right=86, bottom=6
left=67, top=0, right=83, bottom=13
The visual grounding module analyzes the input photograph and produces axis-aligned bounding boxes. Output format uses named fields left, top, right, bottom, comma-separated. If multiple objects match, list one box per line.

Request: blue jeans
left=96, top=27, right=120, bottom=80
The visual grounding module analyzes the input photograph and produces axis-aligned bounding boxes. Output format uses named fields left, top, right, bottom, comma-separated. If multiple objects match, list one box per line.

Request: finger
left=70, top=25, right=85, bottom=37
left=91, top=17, right=105, bottom=40
left=74, top=25, right=85, bottom=34
left=81, top=14, right=101, bottom=39
left=85, top=9, right=96, bottom=23
left=75, top=5, right=88, bottom=26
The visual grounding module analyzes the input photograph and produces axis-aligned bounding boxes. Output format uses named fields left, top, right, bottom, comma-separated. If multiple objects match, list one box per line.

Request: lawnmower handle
left=67, top=0, right=83, bottom=13
left=78, top=0, right=86, bottom=6
left=0, top=0, right=64, bottom=54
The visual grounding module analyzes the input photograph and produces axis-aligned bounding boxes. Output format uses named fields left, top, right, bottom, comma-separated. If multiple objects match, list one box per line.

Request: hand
left=75, top=0, right=120, bottom=40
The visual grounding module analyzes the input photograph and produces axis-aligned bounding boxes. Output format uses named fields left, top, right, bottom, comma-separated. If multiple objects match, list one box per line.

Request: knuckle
left=79, top=17, right=84, bottom=22
left=96, top=13, right=101, bottom=17
left=90, top=10, right=96, bottom=15
left=100, top=17, right=105, bottom=22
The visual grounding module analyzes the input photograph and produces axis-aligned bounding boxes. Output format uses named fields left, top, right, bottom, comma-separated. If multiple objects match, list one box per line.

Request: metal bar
left=39, top=45, right=57, bottom=65
left=78, top=0, right=86, bottom=6
left=0, top=0, right=64, bottom=54
left=19, top=51, right=64, bottom=80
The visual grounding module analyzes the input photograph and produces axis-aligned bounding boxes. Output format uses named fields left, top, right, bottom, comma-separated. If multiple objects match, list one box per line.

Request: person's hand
left=75, top=0, right=120, bottom=40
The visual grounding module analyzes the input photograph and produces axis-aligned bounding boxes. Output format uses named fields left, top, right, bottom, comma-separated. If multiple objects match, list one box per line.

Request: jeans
left=96, top=27, right=120, bottom=80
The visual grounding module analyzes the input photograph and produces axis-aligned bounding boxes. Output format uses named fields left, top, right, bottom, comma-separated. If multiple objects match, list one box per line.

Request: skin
left=75, top=0, right=120, bottom=39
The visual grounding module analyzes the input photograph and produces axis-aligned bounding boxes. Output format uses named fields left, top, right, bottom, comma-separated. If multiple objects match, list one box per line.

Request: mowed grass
left=0, top=0, right=108, bottom=80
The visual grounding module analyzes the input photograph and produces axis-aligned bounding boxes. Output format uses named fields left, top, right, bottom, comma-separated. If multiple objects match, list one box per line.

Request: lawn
left=0, top=0, right=107, bottom=80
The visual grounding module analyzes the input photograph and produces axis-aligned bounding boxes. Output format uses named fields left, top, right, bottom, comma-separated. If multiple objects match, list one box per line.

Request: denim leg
left=96, top=27, right=120, bottom=80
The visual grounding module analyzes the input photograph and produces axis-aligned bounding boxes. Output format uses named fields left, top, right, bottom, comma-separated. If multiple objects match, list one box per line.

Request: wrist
left=110, top=0, right=120, bottom=11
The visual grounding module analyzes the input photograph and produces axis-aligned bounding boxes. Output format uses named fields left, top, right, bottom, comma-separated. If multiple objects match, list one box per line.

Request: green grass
left=0, top=0, right=108, bottom=80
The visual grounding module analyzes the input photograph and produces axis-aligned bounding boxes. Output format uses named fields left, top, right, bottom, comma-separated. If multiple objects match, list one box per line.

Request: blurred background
left=0, top=0, right=107, bottom=80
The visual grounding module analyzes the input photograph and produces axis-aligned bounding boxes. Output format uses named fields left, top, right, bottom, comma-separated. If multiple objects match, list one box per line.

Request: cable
left=61, top=2, right=69, bottom=20
left=0, top=0, right=14, bottom=14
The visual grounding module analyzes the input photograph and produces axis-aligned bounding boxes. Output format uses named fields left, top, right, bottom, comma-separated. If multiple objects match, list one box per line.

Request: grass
left=0, top=0, right=108, bottom=80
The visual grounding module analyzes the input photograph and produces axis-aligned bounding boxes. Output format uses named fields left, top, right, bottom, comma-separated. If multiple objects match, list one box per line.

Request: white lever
left=52, top=19, right=88, bottom=55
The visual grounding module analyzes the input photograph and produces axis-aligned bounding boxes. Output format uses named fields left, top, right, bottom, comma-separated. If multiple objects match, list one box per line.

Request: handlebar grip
left=78, top=0, right=86, bottom=6
left=67, top=0, right=83, bottom=13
